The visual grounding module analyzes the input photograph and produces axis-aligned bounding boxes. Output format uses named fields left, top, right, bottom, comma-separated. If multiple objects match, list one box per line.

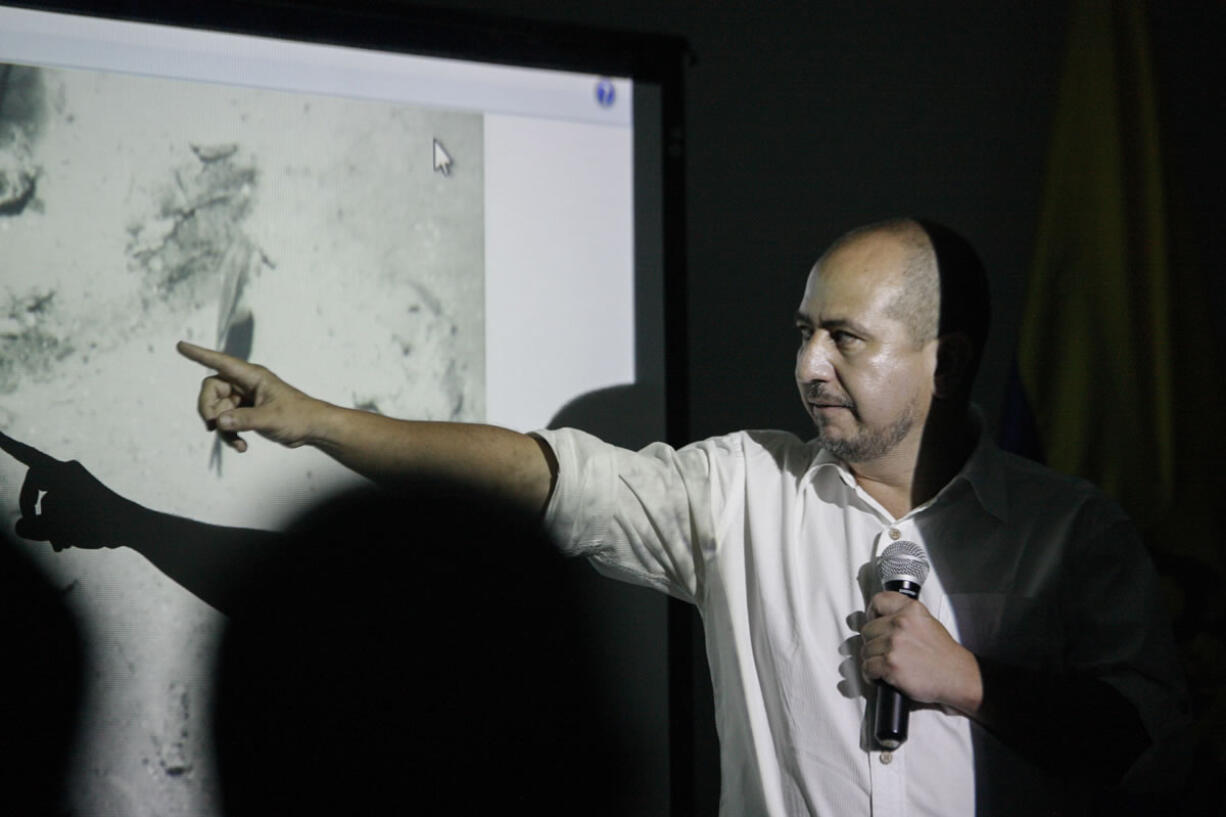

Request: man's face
left=794, top=233, right=938, bottom=464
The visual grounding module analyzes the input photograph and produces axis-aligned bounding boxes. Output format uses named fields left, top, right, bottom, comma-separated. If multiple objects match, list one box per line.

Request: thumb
left=867, top=590, right=910, bottom=620
left=217, top=401, right=304, bottom=449
left=217, top=406, right=265, bottom=434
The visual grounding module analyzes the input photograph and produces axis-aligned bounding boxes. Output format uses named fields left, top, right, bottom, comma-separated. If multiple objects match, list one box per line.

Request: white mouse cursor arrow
left=433, top=139, right=453, bottom=176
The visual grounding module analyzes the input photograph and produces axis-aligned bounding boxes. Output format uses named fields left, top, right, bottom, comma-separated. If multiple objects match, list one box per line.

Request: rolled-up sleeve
left=533, top=428, right=741, bottom=604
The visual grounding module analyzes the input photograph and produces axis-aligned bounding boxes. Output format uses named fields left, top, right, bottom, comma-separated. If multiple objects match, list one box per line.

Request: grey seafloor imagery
left=0, top=62, right=486, bottom=815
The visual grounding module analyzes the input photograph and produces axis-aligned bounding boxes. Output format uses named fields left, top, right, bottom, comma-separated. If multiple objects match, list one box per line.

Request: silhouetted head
left=213, top=479, right=630, bottom=815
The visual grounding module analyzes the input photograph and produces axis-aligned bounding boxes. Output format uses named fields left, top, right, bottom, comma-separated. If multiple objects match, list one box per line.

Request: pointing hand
left=177, top=341, right=326, bottom=452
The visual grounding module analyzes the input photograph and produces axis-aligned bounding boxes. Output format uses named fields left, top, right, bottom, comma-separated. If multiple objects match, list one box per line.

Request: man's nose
left=796, top=336, right=834, bottom=382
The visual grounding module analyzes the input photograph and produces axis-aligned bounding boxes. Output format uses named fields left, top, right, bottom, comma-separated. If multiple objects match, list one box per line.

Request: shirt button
left=888, top=528, right=901, bottom=540
left=880, top=751, right=893, bottom=764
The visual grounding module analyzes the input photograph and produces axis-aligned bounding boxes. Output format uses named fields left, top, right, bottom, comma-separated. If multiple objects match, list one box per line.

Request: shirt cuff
left=530, top=427, right=616, bottom=558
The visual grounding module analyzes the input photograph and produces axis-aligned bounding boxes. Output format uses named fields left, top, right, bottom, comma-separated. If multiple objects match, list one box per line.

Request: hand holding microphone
left=870, top=540, right=930, bottom=749
left=861, top=541, right=983, bottom=749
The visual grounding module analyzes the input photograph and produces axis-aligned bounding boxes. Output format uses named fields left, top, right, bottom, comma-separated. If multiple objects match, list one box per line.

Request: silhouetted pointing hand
left=0, top=431, right=135, bottom=550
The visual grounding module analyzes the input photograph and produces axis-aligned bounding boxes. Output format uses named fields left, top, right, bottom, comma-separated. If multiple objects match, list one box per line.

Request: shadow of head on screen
left=0, top=528, right=85, bottom=815
left=548, top=383, right=660, bottom=449
left=211, top=479, right=632, bottom=816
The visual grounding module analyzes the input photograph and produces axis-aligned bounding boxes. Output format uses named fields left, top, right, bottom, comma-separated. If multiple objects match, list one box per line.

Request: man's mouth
left=811, top=404, right=853, bottom=419
left=806, top=392, right=853, bottom=411
left=802, top=384, right=856, bottom=419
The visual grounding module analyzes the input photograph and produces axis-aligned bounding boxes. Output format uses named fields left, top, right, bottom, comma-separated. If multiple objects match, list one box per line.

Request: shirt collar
left=800, top=405, right=1009, bottom=522
left=806, top=445, right=857, bottom=489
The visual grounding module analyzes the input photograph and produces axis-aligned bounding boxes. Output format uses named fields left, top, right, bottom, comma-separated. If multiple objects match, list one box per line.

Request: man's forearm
left=308, top=404, right=558, bottom=513
left=177, top=342, right=559, bottom=513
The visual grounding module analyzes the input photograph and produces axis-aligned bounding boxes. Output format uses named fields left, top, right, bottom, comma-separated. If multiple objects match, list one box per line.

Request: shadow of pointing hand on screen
left=0, top=430, right=135, bottom=551
left=0, top=430, right=278, bottom=614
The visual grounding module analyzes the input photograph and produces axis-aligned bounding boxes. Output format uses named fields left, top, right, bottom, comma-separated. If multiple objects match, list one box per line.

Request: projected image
left=0, top=62, right=484, bottom=815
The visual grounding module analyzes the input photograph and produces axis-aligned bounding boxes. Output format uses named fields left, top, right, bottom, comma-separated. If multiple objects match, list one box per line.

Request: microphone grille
left=877, top=540, right=930, bottom=587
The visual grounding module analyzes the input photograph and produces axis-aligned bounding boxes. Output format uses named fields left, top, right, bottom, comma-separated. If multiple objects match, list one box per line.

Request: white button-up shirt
left=535, top=426, right=1184, bottom=817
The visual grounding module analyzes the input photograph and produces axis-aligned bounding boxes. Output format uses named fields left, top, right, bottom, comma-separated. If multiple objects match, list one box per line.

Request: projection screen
left=0, top=3, right=685, bottom=813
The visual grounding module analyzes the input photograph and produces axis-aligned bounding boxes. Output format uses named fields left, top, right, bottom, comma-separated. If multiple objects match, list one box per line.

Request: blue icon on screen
left=595, top=78, right=615, bottom=108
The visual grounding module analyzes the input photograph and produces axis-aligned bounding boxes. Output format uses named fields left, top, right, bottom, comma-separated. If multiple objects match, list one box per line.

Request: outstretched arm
left=176, top=342, right=557, bottom=512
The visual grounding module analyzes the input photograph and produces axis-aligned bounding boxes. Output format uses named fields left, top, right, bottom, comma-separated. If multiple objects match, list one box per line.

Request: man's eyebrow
left=794, top=311, right=872, bottom=336
left=820, top=318, right=871, bottom=336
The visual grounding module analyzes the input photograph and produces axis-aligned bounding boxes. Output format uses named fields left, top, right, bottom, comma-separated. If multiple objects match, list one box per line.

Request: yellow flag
left=1019, top=0, right=1174, bottom=528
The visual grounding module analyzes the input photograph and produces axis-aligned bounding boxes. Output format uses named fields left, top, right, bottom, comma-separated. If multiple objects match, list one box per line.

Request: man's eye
left=797, top=326, right=813, bottom=342
left=832, top=331, right=858, bottom=347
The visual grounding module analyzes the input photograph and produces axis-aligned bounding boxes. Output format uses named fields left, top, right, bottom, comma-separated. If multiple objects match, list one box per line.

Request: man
left=179, top=218, right=1185, bottom=815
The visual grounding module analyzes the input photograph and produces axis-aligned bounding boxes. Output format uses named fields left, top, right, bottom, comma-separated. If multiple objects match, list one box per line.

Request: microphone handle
left=873, top=579, right=922, bottom=750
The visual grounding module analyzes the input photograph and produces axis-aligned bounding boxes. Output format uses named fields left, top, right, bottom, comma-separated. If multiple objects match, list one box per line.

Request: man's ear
left=933, top=333, right=974, bottom=400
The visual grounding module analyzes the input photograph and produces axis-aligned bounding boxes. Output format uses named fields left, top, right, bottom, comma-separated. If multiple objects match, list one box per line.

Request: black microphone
left=872, top=539, right=930, bottom=750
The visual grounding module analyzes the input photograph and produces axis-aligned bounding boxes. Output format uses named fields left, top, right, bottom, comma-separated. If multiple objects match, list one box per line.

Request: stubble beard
left=815, top=399, right=918, bottom=464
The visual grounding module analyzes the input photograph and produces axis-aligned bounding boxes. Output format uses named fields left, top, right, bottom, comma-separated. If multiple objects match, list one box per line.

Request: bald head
left=815, top=218, right=939, bottom=349
left=812, top=217, right=991, bottom=399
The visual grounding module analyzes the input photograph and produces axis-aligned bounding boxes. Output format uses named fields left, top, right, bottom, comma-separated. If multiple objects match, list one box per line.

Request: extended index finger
left=0, top=430, right=60, bottom=470
left=177, top=341, right=261, bottom=389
